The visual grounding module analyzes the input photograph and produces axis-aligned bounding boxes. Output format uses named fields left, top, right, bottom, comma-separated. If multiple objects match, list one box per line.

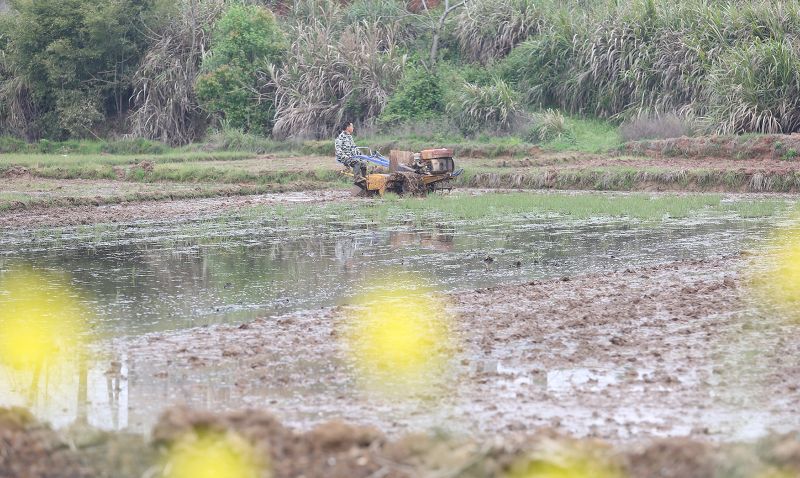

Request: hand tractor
left=347, top=147, right=463, bottom=196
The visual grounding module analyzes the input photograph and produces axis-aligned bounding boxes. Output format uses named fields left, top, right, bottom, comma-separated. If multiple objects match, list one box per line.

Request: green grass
left=0, top=137, right=172, bottom=155
left=0, top=112, right=623, bottom=164
left=540, top=117, right=623, bottom=153
left=0, top=193, right=33, bottom=210
left=456, top=167, right=800, bottom=192
left=245, top=192, right=796, bottom=226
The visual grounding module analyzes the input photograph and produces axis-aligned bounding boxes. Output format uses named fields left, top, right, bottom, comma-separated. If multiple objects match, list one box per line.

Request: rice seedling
left=234, top=191, right=794, bottom=227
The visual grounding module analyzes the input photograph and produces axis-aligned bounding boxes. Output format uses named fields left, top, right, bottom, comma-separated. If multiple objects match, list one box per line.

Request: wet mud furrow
left=0, top=190, right=353, bottom=229
left=112, top=257, right=800, bottom=442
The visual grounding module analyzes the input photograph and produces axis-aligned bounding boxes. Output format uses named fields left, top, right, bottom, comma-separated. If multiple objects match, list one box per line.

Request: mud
left=4, top=257, right=800, bottom=476
left=92, top=257, right=800, bottom=443
left=0, top=189, right=352, bottom=229
left=4, top=405, right=800, bottom=477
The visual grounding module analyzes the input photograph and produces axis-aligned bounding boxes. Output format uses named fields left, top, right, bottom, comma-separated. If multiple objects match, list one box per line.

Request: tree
left=195, top=4, right=287, bottom=132
left=1, top=0, right=157, bottom=139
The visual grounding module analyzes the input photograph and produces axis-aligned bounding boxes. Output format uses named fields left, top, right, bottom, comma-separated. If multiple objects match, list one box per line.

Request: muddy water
left=0, top=214, right=774, bottom=336
left=0, top=208, right=785, bottom=436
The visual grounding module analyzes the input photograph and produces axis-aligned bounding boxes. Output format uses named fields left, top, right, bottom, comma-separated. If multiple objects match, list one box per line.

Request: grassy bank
left=457, top=168, right=800, bottom=193
left=254, top=191, right=795, bottom=226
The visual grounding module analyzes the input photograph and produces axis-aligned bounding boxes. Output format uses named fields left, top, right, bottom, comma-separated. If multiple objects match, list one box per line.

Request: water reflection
left=0, top=216, right=772, bottom=337
left=0, top=353, right=128, bottom=430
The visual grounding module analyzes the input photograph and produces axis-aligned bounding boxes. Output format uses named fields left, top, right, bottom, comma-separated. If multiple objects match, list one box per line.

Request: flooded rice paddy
left=0, top=200, right=783, bottom=336
left=0, top=192, right=798, bottom=440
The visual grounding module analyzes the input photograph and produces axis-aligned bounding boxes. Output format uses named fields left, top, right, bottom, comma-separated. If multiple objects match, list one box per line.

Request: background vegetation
left=3, top=0, right=800, bottom=147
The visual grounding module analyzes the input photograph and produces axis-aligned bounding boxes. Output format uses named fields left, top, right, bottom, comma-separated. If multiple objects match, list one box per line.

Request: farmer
left=335, top=121, right=367, bottom=182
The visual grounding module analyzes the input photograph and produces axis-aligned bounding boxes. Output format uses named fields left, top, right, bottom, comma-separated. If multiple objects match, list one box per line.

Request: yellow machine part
left=366, top=174, right=390, bottom=194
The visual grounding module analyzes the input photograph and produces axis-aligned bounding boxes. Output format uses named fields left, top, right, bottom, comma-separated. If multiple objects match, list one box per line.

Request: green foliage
left=1, top=0, right=155, bottom=139
left=379, top=67, right=445, bottom=126
left=447, top=78, right=522, bottom=135
left=706, top=39, right=800, bottom=134
left=204, top=3, right=286, bottom=69
left=196, top=4, right=287, bottom=132
left=528, top=109, right=573, bottom=143
left=453, top=0, right=544, bottom=64
left=495, top=0, right=800, bottom=134
left=196, top=65, right=270, bottom=131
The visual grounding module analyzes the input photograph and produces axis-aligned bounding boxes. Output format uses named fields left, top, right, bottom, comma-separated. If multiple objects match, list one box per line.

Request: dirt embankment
left=457, top=134, right=800, bottom=192
left=0, top=190, right=353, bottom=229
left=623, top=134, right=800, bottom=162
left=3, top=406, right=800, bottom=478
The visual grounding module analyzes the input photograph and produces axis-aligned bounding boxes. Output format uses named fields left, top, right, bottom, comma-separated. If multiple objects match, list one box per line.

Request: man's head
left=342, top=122, right=354, bottom=134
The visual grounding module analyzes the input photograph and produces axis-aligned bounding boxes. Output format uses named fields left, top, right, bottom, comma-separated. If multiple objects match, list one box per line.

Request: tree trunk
left=428, top=0, right=466, bottom=67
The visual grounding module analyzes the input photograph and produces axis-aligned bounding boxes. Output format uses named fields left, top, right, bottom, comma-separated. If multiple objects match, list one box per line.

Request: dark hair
left=342, top=121, right=353, bottom=131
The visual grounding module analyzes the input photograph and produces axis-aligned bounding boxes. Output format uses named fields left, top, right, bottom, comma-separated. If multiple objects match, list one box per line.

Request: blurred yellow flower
left=506, top=440, right=623, bottom=478
left=164, top=432, right=263, bottom=478
left=749, top=225, right=800, bottom=321
left=0, top=267, right=86, bottom=372
left=344, top=275, right=455, bottom=396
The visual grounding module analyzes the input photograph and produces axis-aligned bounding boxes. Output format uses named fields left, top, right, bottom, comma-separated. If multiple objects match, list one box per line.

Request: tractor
left=347, top=148, right=463, bottom=196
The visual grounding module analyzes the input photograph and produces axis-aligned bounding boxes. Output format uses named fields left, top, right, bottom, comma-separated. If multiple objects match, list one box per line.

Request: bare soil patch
left=0, top=188, right=352, bottom=229
left=5, top=258, right=800, bottom=476
left=109, top=257, right=799, bottom=443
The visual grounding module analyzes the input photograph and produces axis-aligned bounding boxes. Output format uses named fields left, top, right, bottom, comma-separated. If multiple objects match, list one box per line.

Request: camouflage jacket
left=335, top=131, right=358, bottom=164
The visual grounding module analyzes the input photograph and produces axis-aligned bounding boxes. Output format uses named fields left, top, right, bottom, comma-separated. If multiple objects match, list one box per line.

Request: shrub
left=447, top=78, right=522, bottom=135
left=496, top=0, right=800, bottom=135
left=378, top=67, right=445, bottom=126
left=619, top=113, right=694, bottom=142
left=498, top=20, right=577, bottom=107
left=0, top=0, right=155, bottom=139
left=130, top=0, right=225, bottom=145
left=196, top=4, right=287, bottom=133
left=528, top=109, right=573, bottom=143
left=271, top=21, right=405, bottom=139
